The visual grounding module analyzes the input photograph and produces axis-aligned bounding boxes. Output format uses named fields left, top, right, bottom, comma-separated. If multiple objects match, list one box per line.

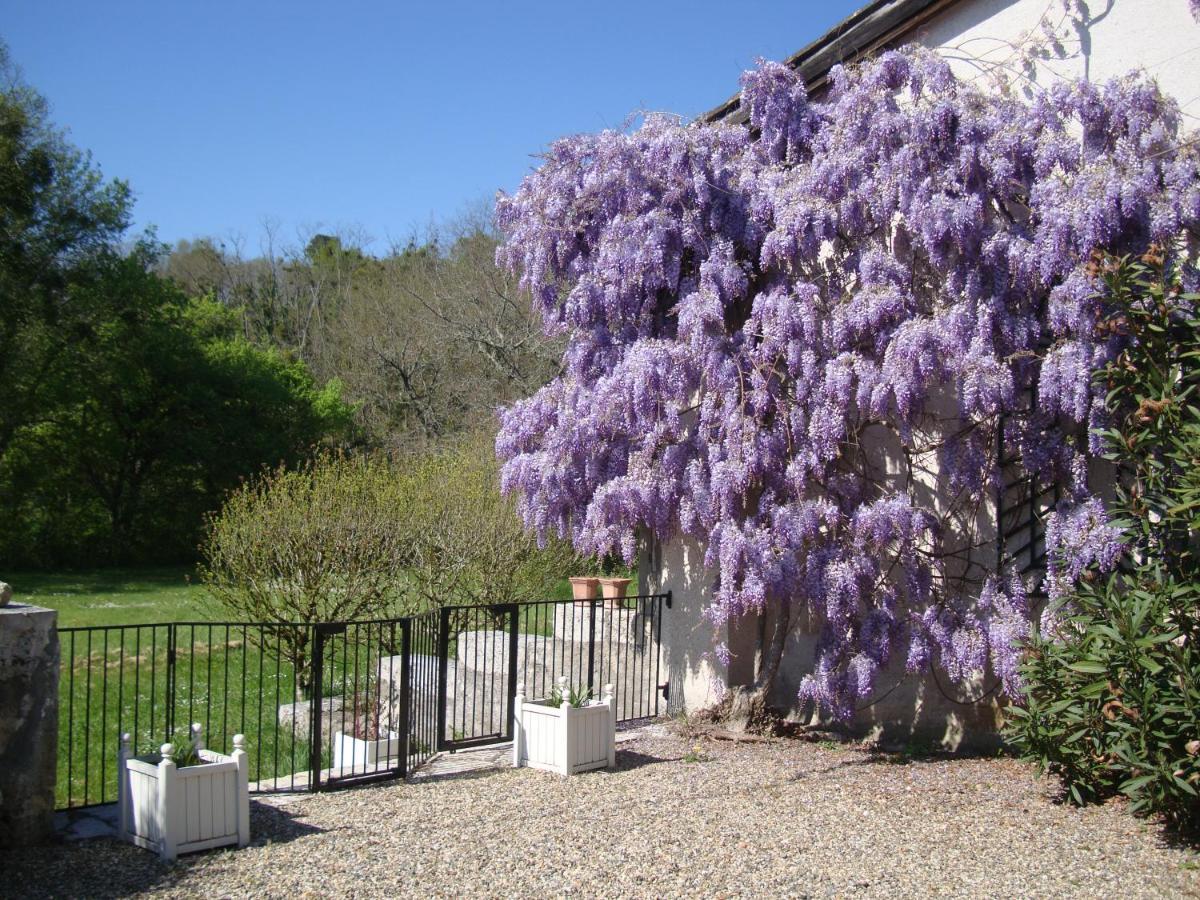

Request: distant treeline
left=0, top=46, right=557, bottom=568
left=161, top=216, right=560, bottom=451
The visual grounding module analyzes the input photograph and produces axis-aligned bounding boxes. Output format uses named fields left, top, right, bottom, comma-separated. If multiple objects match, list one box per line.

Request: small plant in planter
left=118, top=723, right=249, bottom=861
left=333, top=693, right=401, bottom=771
left=513, top=676, right=616, bottom=776
left=547, top=682, right=592, bottom=708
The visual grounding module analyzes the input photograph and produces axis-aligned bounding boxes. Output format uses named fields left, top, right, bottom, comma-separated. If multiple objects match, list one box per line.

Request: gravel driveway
left=4, top=725, right=1198, bottom=899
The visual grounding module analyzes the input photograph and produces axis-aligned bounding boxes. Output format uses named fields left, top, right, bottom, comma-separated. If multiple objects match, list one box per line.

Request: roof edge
left=700, top=0, right=960, bottom=125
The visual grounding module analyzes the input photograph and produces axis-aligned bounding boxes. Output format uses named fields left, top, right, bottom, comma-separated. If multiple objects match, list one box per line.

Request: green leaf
left=1120, top=774, right=1155, bottom=795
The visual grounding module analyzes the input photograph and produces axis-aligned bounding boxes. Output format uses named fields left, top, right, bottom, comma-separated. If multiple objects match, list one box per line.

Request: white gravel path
left=4, top=725, right=1198, bottom=899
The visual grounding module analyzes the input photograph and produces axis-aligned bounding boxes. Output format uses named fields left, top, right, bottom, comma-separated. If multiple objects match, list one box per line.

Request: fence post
left=586, top=600, right=597, bottom=694
left=655, top=593, right=668, bottom=716
left=398, top=618, right=412, bottom=776
left=309, top=625, right=325, bottom=791
left=436, top=606, right=451, bottom=752
left=164, top=623, right=177, bottom=743
left=117, top=733, right=131, bottom=841
left=505, top=604, right=519, bottom=741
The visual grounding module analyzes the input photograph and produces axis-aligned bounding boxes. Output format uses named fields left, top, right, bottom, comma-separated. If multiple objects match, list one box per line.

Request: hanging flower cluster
left=494, top=47, right=1200, bottom=718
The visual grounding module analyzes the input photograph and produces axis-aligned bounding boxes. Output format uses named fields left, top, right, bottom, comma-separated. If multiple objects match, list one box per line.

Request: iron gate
left=435, top=594, right=670, bottom=752
left=55, top=592, right=670, bottom=809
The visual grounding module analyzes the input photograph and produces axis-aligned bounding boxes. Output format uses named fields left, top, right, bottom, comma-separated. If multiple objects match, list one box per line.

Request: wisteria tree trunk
left=725, top=596, right=792, bottom=730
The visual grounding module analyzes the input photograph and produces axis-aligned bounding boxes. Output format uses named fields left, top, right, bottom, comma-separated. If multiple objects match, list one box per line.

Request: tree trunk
left=724, top=596, right=791, bottom=732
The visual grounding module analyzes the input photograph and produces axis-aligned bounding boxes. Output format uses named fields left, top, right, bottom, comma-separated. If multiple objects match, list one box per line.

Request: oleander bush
left=1006, top=254, right=1200, bottom=832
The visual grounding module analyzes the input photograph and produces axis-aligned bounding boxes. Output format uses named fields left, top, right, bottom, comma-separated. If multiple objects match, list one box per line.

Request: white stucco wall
left=647, top=0, right=1200, bottom=748
left=926, top=0, right=1200, bottom=119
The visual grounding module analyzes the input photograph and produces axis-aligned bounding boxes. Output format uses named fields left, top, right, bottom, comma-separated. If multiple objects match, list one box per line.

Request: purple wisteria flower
left=1043, top=497, right=1125, bottom=623
left=493, top=47, right=1200, bottom=720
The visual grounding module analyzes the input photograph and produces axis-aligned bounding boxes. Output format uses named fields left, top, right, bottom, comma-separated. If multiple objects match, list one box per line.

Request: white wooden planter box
left=118, top=726, right=249, bottom=861
left=332, top=730, right=401, bottom=770
left=513, top=679, right=615, bottom=776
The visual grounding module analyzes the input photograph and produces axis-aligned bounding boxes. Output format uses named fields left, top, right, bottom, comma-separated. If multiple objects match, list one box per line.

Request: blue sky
left=5, top=1, right=862, bottom=251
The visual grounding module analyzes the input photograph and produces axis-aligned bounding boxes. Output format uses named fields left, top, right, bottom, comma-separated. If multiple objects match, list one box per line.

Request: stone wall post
left=0, top=601, right=60, bottom=845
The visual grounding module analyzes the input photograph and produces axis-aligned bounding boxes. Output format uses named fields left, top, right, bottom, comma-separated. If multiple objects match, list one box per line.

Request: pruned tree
left=393, top=431, right=579, bottom=609
left=200, top=453, right=411, bottom=697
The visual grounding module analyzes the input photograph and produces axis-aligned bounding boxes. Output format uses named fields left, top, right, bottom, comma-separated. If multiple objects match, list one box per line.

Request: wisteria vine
left=494, top=47, right=1200, bottom=719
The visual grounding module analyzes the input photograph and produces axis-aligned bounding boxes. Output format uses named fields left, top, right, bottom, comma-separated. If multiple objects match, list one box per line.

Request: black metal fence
left=437, top=594, right=668, bottom=750
left=56, top=593, right=669, bottom=810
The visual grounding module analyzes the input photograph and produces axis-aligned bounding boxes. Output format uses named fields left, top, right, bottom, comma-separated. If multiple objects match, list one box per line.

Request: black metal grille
left=55, top=593, right=669, bottom=810
left=437, top=595, right=668, bottom=750
left=996, top=390, right=1061, bottom=592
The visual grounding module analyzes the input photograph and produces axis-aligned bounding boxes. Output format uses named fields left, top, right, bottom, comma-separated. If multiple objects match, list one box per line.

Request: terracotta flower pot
left=598, top=577, right=632, bottom=609
left=568, top=576, right=601, bottom=603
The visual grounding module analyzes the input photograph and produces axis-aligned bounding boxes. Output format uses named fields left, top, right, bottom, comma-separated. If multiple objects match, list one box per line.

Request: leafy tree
left=0, top=244, right=353, bottom=565
left=325, top=217, right=560, bottom=447
left=161, top=237, right=232, bottom=301
left=0, top=43, right=131, bottom=459
left=161, top=214, right=560, bottom=451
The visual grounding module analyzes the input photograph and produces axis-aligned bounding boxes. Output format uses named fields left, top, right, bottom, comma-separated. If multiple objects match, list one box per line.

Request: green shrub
left=201, top=435, right=580, bottom=693
left=201, top=452, right=412, bottom=694
left=1006, top=252, right=1200, bottom=832
left=392, top=432, right=579, bottom=607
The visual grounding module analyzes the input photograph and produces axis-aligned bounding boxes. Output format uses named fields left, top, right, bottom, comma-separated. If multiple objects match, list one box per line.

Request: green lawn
left=56, top=621, right=322, bottom=808
left=9, top=568, right=609, bottom=630
left=9, top=566, right=216, bottom=627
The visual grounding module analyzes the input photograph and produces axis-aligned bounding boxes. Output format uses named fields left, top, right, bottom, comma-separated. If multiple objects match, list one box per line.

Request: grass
left=9, top=567, right=215, bottom=627
left=11, top=569, right=617, bottom=630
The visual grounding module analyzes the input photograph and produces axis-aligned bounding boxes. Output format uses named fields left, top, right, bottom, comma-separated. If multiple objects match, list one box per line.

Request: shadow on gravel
left=0, top=838, right=175, bottom=900
left=613, top=748, right=675, bottom=771
left=0, top=801, right=324, bottom=900
left=785, top=748, right=976, bottom=782
left=840, top=749, right=957, bottom=767
left=1030, top=780, right=1200, bottom=851
left=410, top=766, right=511, bottom=786
left=248, top=799, right=326, bottom=846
